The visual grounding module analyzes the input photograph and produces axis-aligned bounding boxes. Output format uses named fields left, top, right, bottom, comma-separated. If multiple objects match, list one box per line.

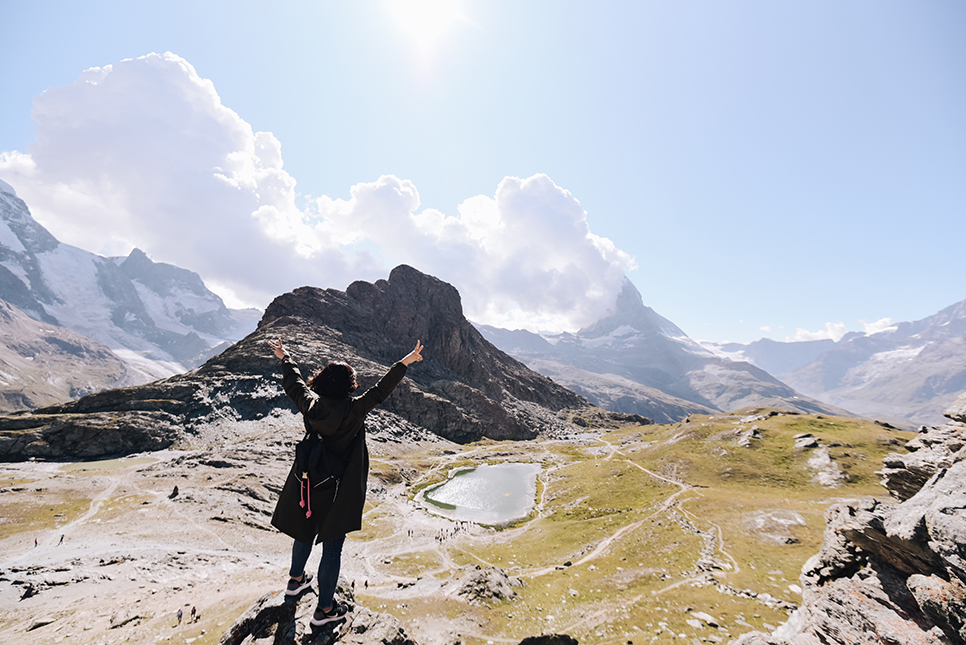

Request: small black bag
left=292, top=431, right=348, bottom=519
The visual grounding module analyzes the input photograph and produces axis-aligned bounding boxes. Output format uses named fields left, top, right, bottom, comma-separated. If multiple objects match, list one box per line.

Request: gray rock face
left=878, top=422, right=966, bottom=502
left=946, top=391, right=966, bottom=424
left=731, top=394, right=966, bottom=645
left=0, top=266, right=612, bottom=461
left=220, top=578, right=415, bottom=645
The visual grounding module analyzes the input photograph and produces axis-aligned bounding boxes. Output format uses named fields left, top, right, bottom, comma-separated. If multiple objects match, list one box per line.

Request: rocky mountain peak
left=118, top=247, right=212, bottom=299
left=477, top=276, right=843, bottom=423
left=262, top=265, right=586, bottom=410
left=577, top=276, right=686, bottom=340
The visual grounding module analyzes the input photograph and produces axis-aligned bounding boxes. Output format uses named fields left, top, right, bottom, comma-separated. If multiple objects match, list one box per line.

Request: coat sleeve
left=354, top=362, right=408, bottom=415
left=280, top=356, right=317, bottom=416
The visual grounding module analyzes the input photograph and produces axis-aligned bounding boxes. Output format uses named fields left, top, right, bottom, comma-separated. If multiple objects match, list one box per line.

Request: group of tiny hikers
left=267, top=337, right=424, bottom=628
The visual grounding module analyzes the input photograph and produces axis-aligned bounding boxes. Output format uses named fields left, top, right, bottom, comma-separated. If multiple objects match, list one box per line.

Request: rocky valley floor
left=0, top=410, right=916, bottom=645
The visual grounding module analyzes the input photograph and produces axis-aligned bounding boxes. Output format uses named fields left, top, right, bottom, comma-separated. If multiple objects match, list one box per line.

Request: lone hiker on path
left=268, top=337, right=424, bottom=628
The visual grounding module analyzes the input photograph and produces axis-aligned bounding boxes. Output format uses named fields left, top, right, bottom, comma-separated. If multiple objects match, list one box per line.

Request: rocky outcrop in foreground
left=220, top=578, right=414, bottom=645
left=732, top=391, right=966, bottom=644
left=0, top=265, right=641, bottom=461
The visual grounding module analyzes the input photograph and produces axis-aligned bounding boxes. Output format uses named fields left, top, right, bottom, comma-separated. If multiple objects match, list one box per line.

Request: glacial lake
left=422, top=462, right=542, bottom=525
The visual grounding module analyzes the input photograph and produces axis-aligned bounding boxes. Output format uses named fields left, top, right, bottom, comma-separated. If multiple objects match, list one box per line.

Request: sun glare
left=386, top=0, right=468, bottom=64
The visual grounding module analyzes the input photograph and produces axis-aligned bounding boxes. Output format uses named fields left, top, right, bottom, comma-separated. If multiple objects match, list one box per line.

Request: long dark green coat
left=270, top=356, right=408, bottom=544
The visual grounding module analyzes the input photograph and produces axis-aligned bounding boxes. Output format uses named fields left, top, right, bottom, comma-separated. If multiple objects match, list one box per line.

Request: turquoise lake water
left=422, top=462, right=542, bottom=525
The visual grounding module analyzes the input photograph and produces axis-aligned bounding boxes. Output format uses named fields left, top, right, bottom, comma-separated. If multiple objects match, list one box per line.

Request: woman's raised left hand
left=268, top=338, right=287, bottom=360
left=400, top=340, right=424, bottom=366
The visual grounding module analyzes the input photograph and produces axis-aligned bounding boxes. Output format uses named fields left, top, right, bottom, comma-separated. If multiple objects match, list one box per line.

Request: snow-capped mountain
left=703, top=301, right=966, bottom=428
left=0, top=180, right=258, bottom=388
left=476, top=278, right=845, bottom=423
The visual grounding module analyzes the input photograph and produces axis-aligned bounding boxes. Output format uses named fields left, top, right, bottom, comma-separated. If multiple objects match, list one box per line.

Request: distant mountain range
left=708, top=301, right=966, bottom=428
left=475, top=279, right=847, bottom=423
left=0, top=180, right=258, bottom=410
left=477, top=278, right=966, bottom=429
left=2, top=178, right=962, bottom=426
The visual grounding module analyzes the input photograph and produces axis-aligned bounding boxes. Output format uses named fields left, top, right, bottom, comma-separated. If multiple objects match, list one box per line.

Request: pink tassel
left=305, top=475, right=312, bottom=518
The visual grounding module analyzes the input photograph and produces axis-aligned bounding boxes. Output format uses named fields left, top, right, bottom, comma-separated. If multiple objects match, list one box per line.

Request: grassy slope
left=359, top=409, right=913, bottom=644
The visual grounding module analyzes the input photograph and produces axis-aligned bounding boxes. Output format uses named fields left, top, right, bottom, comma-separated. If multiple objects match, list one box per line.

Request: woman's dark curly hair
left=307, top=362, right=359, bottom=398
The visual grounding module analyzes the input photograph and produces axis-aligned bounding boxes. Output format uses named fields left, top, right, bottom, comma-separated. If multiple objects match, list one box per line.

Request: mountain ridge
left=476, top=277, right=848, bottom=423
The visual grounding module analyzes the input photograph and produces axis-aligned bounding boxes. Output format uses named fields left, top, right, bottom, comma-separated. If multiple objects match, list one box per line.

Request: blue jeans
left=289, top=534, right=346, bottom=609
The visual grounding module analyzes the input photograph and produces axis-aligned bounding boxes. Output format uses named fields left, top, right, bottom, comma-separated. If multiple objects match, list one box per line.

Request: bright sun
left=386, top=0, right=468, bottom=63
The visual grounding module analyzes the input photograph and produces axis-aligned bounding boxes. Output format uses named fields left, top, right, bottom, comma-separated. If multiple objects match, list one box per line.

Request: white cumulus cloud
left=0, top=52, right=634, bottom=332
left=788, top=322, right=848, bottom=343
left=862, top=317, right=896, bottom=335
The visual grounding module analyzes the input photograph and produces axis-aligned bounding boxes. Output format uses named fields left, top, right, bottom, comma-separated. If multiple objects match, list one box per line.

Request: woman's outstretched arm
left=268, top=338, right=316, bottom=415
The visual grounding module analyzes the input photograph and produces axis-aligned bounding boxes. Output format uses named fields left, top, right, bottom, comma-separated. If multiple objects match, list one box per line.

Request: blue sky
left=1, top=1, right=964, bottom=343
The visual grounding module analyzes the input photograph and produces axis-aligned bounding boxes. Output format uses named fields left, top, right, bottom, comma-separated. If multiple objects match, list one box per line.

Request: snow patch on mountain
left=0, top=255, right=29, bottom=284
left=112, top=348, right=185, bottom=381
left=698, top=341, right=749, bottom=363
left=839, top=344, right=928, bottom=389
left=579, top=324, right=643, bottom=348
left=130, top=279, right=223, bottom=342
left=35, top=246, right=118, bottom=339
left=669, top=335, right=717, bottom=358
left=0, top=217, right=25, bottom=253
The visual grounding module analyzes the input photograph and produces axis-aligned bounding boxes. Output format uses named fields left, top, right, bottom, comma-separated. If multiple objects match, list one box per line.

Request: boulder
left=945, top=392, right=966, bottom=425
left=518, top=636, right=578, bottom=645
left=447, top=565, right=524, bottom=605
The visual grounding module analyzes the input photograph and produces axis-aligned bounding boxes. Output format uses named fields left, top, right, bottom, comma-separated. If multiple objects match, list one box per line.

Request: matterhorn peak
left=577, top=276, right=686, bottom=340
